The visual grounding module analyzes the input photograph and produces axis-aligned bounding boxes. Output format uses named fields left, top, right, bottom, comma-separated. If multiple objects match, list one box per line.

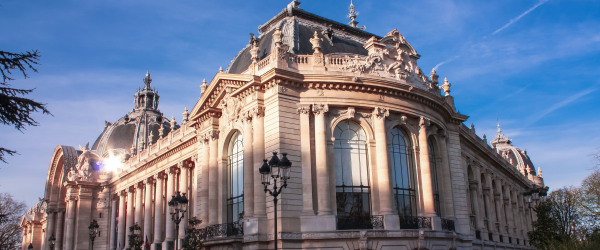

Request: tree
left=580, top=169, right=600, bottom=233
left=550, top=187, right=583, bottom=237
left=529, top=200, right=563, bottom=249
left=0, top=192, right=27, bottom=249
left=126, top=223, right=143, bottom=250
left=0, top=50, right=50, bottom=162
left=181, top=217, right=203, bottom=250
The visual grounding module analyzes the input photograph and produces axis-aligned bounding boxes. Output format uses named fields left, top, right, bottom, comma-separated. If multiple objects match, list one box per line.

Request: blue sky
left=1, top=0, right=599, bottom=207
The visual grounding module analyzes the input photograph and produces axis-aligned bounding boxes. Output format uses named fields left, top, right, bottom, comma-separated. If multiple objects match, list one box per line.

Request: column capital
left=419, top=116, right=430, bottom=128
left=128, top=185, right=136, bottom=193
left=169, top=165, right=180, bottom=175
left=206, top=130, right=219, bottom=141
left=120, top=190, right=128, bottom=197
left=297, top=104, right=312, bottom=115
left=183, top=160, right=194, bottom=169
left=113, top=193, right=120, bottom=200
left=252, top=106, right=265, bottom=118
left=145, top=176, right=155, bottom=185
left=312, top=103, right=329, bottom=115
left=191, top=153, right=198, bottom=163
left=197, top=133, right=209, bottom=144
left=373, top=107, right=389, bottom=119
left=155, top=171, right=168, bottom=180
left=241, top=110, right=253, bottom=124
left=137, top=181, right=145, bottom=189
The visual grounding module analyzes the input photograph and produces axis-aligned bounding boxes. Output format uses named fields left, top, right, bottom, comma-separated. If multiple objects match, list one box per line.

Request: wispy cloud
left=526, top=88, right=597, bottom=126
left=433, top=55, right=460, bottom=71
left=492, top=0, right=549, bottom=35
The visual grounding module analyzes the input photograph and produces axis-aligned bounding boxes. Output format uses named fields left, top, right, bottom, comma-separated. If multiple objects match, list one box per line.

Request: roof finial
left=497, top=122, right=502, bottom=134
left=348, top=0, right=359, bottom=28
left=144, top=70, right=152, bottom=89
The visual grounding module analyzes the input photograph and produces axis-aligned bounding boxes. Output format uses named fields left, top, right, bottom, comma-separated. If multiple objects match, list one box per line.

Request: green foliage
left=126, top=223, right=143, bottom=250
left=529, top=201, right=565, bottom=249
left=181, top=217, right=203, bottom=250
left=0, top=50, right=50, bottom=163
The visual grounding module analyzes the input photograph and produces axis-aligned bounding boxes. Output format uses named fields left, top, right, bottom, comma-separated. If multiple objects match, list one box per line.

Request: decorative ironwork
left=475, top=230, right=481, bottom=240
left=199, top=221, right=244, bottom=240
left=371, top=215, right=384, bottom=229
left=488, top=232, right=493, bottom=241
left=441, top=218, right=455, bottom=231
left=337, top=214, right=373, bottom=230
left=399, top=216, right=431, bottom=229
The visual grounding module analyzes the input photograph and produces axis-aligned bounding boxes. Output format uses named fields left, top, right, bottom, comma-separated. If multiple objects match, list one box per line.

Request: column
left=135, top=182, right=144, bottom=228
left=153, top=172, right=166, bottom=247
left=298, top=104, right=314, bottom=215
left=45, top=210, right=56, bottom=250
left=179, top=162, right=190, bottom=239
left=144, top=177, right=154, bottom=243
left=243, top=114, right=255, bottom=218
left=54, top=211, right=64, bottom=250
left=373, top=107, right=399, bottom=229
left=313, top=104, right=332, bottom=215
left=252, top=108, right=266, bottom=217
left=436, top=131, right=455, bottom=217
left=164, top=167, right=177, bottom=246
left=109, top=195, right=118, bottom=250
left=418, top=117, right=441, bottom=229
left=125, top=186, right=134, bottom=248
left=199, top=137, right=210, bottom=226
left=208, top=131, right=219, bottom=224
left=63, top=193, right=77, bottom=250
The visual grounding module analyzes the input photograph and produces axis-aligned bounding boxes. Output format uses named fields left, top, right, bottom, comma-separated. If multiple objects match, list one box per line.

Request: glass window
left=388, top=127, right=417, bottom=217
left=334, top=120, right=372, bottom=229
left=428, top=137, right=441, bottom=216
left=227, top=132, right=244, bottom=223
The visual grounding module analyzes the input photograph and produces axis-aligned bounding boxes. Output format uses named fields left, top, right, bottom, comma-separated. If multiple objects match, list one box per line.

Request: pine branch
left=0, top=50, right=40, bottom=83
left=0, top=148, right=16, bottom=163
left=0, top=87, right=51, bottom=130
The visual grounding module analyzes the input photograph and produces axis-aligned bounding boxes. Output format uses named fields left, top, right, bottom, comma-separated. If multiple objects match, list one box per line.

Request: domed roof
left=491, top=124, right=543, bottom=185
left=226, top=2, right=379, bottom=74
left=91, top=72, right=176, bottom=157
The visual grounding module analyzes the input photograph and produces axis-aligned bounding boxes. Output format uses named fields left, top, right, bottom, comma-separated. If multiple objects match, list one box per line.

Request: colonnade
left=110, top=160, right=193, bottom=250
left=467, top=164, right=534, bottom=245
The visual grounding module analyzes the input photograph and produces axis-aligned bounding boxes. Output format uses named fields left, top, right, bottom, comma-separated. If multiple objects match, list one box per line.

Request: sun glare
left=103, top=151, right=126, bottom=173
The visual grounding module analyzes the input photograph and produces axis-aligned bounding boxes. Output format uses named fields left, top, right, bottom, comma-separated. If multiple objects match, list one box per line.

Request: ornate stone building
left=21, top=1, right=547, bottom=249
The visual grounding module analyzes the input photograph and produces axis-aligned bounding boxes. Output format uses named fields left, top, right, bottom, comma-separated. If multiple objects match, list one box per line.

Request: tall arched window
left=227, top=132, right=244, bottom=223
left=428, top=137, right=441, bottom=216
left=334, top=120, right=372, bottom=229
left=388, top=127, right=417, bottom=217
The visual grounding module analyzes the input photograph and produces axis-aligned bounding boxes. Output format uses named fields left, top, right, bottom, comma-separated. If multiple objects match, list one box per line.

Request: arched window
left=428, top=137, right=441, bottom=216
left=334, top=120, right=372, bottom=229
left=227, top=132, right=244, bottom=223
left=388, top=127, right=417, bottom=217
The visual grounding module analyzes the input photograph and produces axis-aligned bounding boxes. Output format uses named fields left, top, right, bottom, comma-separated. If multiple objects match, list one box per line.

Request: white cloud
left=525, top=88, right=597, bottom=126
left=492, top=0, right=549, bottom=35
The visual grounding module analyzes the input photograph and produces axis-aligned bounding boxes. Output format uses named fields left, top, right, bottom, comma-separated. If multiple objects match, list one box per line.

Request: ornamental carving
left=312, top=104, right=329, bottom=115
left=297, top=104, right=311, bottom=115
left=67, top=144, right=101, bottom=182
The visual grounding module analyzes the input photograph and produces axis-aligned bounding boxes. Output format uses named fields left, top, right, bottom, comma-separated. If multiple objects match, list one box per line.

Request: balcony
left=336, top=215, right=384, bottom=230
left=199, top=221, right=244, bottom=241
left=399, top=216, right=432, bottom=229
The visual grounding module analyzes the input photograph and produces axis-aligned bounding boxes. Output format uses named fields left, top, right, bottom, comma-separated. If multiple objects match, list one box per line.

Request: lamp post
left=48, top=234, right=56, bottom=250
left=89, top=219, right=100, bottom=249
left=523, top=186, right=548, bottom=245
left=168, top=191, right=188, bottom=250
left=259, top=152, right=292, bottom=250
left=28, top=243, right=33, bottom=250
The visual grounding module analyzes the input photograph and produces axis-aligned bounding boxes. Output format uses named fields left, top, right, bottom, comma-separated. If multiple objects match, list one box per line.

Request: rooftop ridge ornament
left=144, top=70, right=152, bottom=90
left=348, top=0, right=359, bottom=28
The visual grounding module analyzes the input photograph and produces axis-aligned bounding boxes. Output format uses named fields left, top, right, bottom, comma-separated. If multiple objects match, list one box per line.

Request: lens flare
left=103, top=151, right=125, bottom=173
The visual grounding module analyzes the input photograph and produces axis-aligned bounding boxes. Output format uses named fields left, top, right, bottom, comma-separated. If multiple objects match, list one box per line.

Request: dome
left=491, top=124, right=543, bottom=185
left=91, top=72, right=176, bottom=157
left=226, top=4, right=380, bottom=74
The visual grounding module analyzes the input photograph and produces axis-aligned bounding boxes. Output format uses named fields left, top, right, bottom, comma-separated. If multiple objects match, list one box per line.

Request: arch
left=330, top=113, right=374, bottom=142
left=225, top=131, right=244, bottom=223
left=44, top=145, right=78, bottom=207
left=388, top=126, right=417, bottom=217
left=333, top=119, right=372, bottom=229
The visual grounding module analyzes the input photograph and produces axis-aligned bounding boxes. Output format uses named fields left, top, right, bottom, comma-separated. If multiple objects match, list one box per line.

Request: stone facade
left=21, top=2, right=547, bottom=250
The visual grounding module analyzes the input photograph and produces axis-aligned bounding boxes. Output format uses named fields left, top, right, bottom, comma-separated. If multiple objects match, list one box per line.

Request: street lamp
left=28, top=243, right=33, bottom=250
left=168, top=191, right=188, bottom=250
left=48, top=234, right=56, bottom=250
left=89, top=219, right=100, bottom=249
left=259, top=152, right=292, bottom=250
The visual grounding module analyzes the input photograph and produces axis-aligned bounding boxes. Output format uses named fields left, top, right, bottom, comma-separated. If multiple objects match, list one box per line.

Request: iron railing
left=441, top=218, right=455, bottom=231
left=399, top=216, right=432, bottom=229
left=336, top=215, right=385, bottom=230
left=199, top=221, right=243, bottom=240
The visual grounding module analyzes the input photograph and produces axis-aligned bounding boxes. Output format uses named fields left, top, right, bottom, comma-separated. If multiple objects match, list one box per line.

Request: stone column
left=164, top=167, right=177, bottom=247
left=144, top=177, right=154, bottom=243
left=125, top=186, right=135, bottom=248
left=135, top=182, right=144, bottom=228
left=436, top=130, right=455, bottom=217
left=54, top=210, right=64, bottom=250
left=45, top=210, right=56, bottom=250
left=298, top=105, right=314, bottom=215
left=109, top=194, right=118, bottom=250
left=313, top=104, right=331, bottom=215
left=63, top=189, right=77, bottom=250
left=418, top=117, right=440, bottom=228
left=373, top=107, right=399, bottom=229
left=252, top=108, right=266, bottom=218
left=199, top=137, right=210, bottom=227
left=208, top=131, right=219, bottom=225
left=153, top=172, right=166, bottom=248
left=243, top=114, right=255, bottom=218
left=179, top=162, right=190, bottom=239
